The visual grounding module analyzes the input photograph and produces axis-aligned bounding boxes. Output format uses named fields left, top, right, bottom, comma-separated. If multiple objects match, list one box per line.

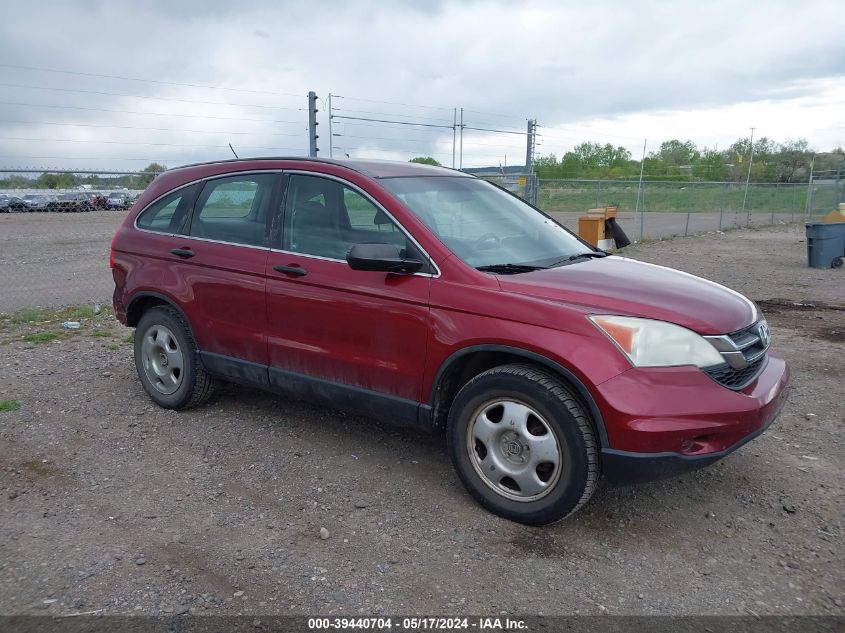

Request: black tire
left=833, top=257, right=843, bottom=269
left=446, top=363, right=599, bottom=525
left=133, top=305, right=216, bottom=410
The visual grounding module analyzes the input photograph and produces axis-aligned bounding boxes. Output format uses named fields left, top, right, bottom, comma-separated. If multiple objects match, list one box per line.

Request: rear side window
left=136, top=185, right=197, bottom=233
left=189, top=174, right=276, bottom=247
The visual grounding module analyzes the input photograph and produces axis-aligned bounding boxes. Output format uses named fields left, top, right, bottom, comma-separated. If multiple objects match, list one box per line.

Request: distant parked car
left=106, top=192, right=131, bottom=209
left=21, top=194, right=53, bottom=211
left=89, top=193, right=108, bottom=209
left=50, top=193, right=92, bottom=212
left=0, top=195, right=27, bottom=213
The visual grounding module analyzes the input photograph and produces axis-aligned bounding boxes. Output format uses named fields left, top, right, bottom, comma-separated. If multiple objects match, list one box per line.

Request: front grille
left=703, top=320, right=770, bottom=391
left=704, top=355, right=766, bottom=390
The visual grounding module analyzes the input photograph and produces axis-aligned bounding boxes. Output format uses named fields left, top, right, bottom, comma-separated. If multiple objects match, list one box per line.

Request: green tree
left=692, top=147, right=728, bottom=181
left=653, top=139, right=700, bottom=167
left=409, top=156, right=441, bottom=166
left=774, top=139, right=811, bottom=182
left=138, top=162, right=167, bottom=187
left=569, top=142, right=631, bottom=168
left=36, top=172, right=76, bottom=189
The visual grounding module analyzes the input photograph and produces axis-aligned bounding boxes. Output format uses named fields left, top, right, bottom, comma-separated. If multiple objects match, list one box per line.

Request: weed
left=23, top=332, right=58, bottom=344
left=9, top=308, right=47, bottom=324
left=0, top=399, right=20, bottom=412
left=61, top=305, right=96, bottom=319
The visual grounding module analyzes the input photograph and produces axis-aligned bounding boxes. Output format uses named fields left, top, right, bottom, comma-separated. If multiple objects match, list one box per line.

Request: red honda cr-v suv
left=111, top=158, right=790, bottom=525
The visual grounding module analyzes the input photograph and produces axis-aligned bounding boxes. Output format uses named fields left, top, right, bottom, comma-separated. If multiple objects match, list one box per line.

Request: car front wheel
left=447, top=364, right=599, bottom=525
left=134, top=306, right=216, bottom=410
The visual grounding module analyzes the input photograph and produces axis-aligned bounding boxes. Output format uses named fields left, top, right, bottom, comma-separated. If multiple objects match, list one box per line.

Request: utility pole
left=452, top=108, right=457, bottom=169
left=741, top=126, right=755, bottom=223
left=307, top=91, right=319, bottom=157
left=459, top=108, right=464, bottom=170
left=327, top=93, right=333, bottom=158
left=524, top=119, right=536, bottom=173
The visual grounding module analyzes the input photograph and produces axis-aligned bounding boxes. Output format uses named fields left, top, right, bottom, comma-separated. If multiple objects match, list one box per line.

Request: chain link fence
left=537, top=179, right=844, bottom=242
left=1, top=169, right=843, bottom=313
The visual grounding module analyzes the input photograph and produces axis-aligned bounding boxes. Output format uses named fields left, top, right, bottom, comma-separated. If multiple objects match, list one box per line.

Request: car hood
left=498, top=256, right=758, bottom=335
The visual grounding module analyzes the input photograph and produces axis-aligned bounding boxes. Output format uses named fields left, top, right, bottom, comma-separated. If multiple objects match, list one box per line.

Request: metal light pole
left=741, top=127, right=755, bottom=224
left=459, top=108, right=464, bottom=170
left=634, top=139, right=647, bottom=240
left=452, top=108, right=457, bottom=169
left=805, top=154, right=816, bottom=219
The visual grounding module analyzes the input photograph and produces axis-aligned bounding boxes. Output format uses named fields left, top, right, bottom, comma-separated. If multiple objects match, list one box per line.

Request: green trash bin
left=805, top=222, right=845, bottom=269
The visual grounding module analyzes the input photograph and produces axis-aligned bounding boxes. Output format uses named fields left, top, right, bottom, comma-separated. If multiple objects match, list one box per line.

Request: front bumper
left=596, top=349, right=790, bottom=485
left=602, top=394, right=787, bottom=484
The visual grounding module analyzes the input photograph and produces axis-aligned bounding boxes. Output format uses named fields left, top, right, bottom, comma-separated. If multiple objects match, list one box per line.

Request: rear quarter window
left=136, top=185, right=198, bottom=233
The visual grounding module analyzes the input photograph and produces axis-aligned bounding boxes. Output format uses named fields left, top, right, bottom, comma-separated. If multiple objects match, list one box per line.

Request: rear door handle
left=273, top=264, right=307, bottom=277
left=170, top=247, right=195, bottom=258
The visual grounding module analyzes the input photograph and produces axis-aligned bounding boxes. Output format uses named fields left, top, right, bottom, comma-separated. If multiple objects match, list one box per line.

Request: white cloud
left=0, top=0, right=842, bottom=169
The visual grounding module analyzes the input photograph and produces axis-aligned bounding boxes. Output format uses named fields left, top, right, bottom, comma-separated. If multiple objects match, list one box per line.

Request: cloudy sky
left=0, top=0, right=843, bottom=172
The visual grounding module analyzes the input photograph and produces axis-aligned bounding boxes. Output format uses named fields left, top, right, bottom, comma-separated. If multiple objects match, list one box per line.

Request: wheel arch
left=429, top=345, right=609, bottom=448
left=125, top=291, right=195, bottom=342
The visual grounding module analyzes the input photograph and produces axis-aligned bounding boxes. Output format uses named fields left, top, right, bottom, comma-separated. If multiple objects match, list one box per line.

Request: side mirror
left=347, top=243, right=424, bottom=274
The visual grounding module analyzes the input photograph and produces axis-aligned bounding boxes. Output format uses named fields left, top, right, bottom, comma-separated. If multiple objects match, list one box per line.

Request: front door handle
left=273, top=264, right=307, bottom=277
left=170, top=247, right=195, bottom=258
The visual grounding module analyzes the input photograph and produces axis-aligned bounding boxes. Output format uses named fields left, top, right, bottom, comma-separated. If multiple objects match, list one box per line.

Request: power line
left=335, top=147, right=453, bottom=158
left=0, top=119, right=305, bottom=137
left=0, top=152, right=308, bottom=163
left=1, top=136, right=304, bottom=152
left=331, top=114, right=454, bottom=130
left=0, top=82, right=303, bottom=111
left=0, top=101, right=302, bottom=124
left=0, top=64, right=303, bottom=98
left=333, top=106, right=453, bottom=124
left=335, top=94, right=454, bottom=112
left=462, top=108, right=527, bottom=123
left=538, top=124, right=645, bottom=142
left=0, top=155, right=197, bottom=162
left=463, top=125, right=527, bottom=136
left=336, top=133, right=452, bottom=146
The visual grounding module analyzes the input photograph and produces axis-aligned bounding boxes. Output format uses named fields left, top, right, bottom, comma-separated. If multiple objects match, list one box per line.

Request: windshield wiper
left=548, top=251, right=609, bottom=267
left=476, top=263, right=547, bottom=274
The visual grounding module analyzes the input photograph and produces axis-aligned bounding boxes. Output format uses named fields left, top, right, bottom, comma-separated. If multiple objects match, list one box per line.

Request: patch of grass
left=91, top=330, right=112, bottom=338
left=123, top=334, right=134, bottom=344
left=19, top=458, right=55, bottom=476
left=9, top=307, right=47, bottom=324
left=23, top=332, right=58, bottom=344
left=0, top=399, right=20, bottom=412
left=106, top=342, right=119, bottom=351
left=61, top=305, right=96, bottom=319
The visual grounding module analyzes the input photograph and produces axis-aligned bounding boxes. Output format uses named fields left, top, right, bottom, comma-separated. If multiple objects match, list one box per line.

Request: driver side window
left=283, top=175, right=414, bottom=261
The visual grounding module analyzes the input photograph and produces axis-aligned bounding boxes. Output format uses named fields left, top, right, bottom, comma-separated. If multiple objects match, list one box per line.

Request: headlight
left=589, top=315, right=724, bottom=368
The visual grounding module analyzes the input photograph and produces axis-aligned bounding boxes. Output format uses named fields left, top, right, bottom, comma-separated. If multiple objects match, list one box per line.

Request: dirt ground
left=0, top=209, right=798, bottom=312
left=0, top=225, right=842, bottom=617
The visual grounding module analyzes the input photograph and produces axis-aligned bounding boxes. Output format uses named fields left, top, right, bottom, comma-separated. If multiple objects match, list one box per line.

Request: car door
left=265, top=172, right=433, bottom=421
left=168, top=173, right=280, bottom=381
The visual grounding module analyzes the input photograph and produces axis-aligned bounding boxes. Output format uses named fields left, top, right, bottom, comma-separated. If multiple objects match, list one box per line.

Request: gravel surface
left=0, top=225, right=842, bottom=617
left=0, top=209, right=797, bottom=312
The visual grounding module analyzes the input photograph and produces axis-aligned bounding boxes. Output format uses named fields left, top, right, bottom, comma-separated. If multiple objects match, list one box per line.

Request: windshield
left=380, top=176, right=590, bottom=269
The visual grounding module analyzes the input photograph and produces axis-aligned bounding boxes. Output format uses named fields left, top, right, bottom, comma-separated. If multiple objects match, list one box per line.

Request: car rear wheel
left=134, top=306, right=216, bottom=410
left=446, top=364, right=598, bottom=525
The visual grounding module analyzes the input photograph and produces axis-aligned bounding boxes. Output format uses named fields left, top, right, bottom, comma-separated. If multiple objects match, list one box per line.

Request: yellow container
left=822, top=204, right=845, bottom=224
